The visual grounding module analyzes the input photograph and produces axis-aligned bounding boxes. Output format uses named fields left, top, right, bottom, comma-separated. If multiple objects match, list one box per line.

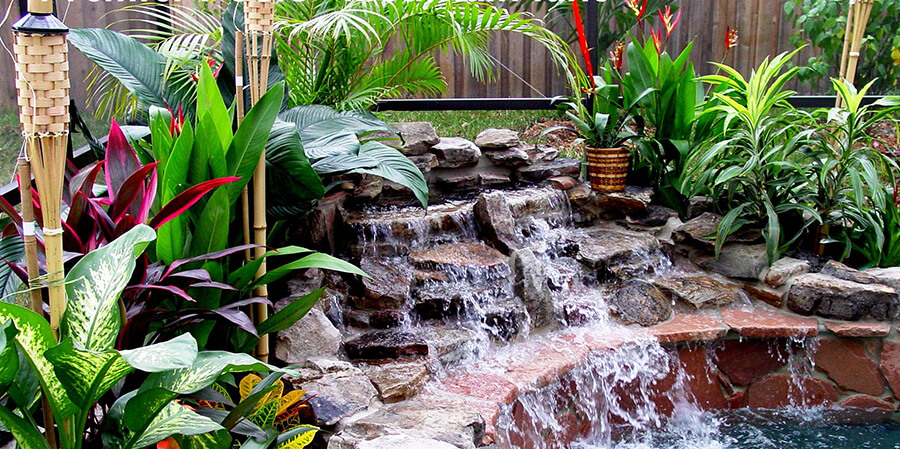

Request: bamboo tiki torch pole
left=836, top=0, right=856, bottom=107
left=235, top=31, right=252, bottom=264
left=13, top=0, right=70, bottom=336
left=244, top=0, right=274, bottom=362
left=845, top=0, right=874, bottom=87
left=16, top=156, right=57, bottom=449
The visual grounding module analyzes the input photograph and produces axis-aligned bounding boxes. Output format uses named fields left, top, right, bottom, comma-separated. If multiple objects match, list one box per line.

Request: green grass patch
left=376, top=109, right=563, bottom=143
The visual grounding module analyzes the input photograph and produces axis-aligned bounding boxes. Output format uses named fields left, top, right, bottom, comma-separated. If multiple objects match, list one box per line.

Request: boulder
left=408, top=153, right=439, bottom=173
left=393, top=122, right=440, bottom=155
left=787, top=273, right=899, bottom=321
left=764, top=257, right=810, bottom=288
left=344, top=331, right=429, bottom=360
left=686, top=196, right=713, bottom=219
left=327, top=396, right=485, bottom=449
left=595, top=186, right=653, bottom=211
left=474, top=191, right=520, bottom=254
left=479, top=172, right=512, bottom=186
left=362, top=360, right=430, bottom=403
left=547, top=176, right=578, bottom=190
left=430, top=137, right=482, bottom=168
left=511, top=249, right=555, bottom=328
left=524, top=144, right=560, bottom=163
left=274, top=307, right=343, bottom=364
left=291, top=363, right=379, bottom=427
left=674, top=213, right=762, bottom=253
left=865, top=267, right=900, bottom=292
left=609, top=280, right=672, bottom=326
left=357, top=257, right=412, bottom=309
left=626, top=205, right=677, bottom=228
left=569, top=227, right=663, bottom=280
left=475, top=128, right=519, bottom=149
left=694, top=243, right=769, bottom=280
left=369, top=310, right=406, bottom=329
left=417, top=325, right=481, bottom=365
left=434, top=172, right=480, bottom=190
left=484, top=145, right=530, bottom=167
left=820, top=260, right=879, bottom=285
left=409, top=242, right=509, bottom=272
left=653, top=274, right=742, bottom=309
left=516, top=158, right=581, bottom=183
left=482, top=298, right=529, bottom=341
left=355, top=435, right=458, bottom=449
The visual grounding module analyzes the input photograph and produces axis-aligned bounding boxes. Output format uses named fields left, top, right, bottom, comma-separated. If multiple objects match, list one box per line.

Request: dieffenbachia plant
left=0, top=226, right=316, bottom=449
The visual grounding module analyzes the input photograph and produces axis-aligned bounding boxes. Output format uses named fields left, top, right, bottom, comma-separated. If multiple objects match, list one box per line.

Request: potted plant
left=547, top=75, right=653, bottom=192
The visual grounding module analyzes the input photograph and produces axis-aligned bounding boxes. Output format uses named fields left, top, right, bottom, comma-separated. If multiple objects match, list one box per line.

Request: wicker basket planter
left=585, top=146, right=630, bottom=192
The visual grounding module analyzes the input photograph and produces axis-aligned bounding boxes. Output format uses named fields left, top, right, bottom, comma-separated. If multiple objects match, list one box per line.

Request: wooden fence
left=0, top=0, right=825, bottom=112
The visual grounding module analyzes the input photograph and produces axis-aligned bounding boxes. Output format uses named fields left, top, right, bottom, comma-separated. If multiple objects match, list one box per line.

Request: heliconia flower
left=725, top=27, right=739, bottom=52
left=190, top=58, right=224, bottom=82
left=627, top=0, right=648, bottom=20
left=572, top=0, right=595, bottom=88
left=658, top=6, right=681, bottom=38
left=650, top=28, right=663, bottom=54
left=167, top=104, right=184, bottom=137
left=609, top=41, right=625, bottom=71
left=157, top=438, right=180, bottom=449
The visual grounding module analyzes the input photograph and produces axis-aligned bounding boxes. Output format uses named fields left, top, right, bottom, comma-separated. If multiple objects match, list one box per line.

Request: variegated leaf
left=45, top=338, right=132, bottom=408
left=0, top=319, right=19, bottom=392
left=132, top=401, right=224, bottom=449
left=63, top=224, right=155, bottom=352
left=277, top=389, right=306, bottom=416
left=120, top=333, right=198, bottom=372
left=141, top=351, right=294, bottom=395
left=276, top=426, right=318, bottom=449
left=0, top=303, right=77, bottom=419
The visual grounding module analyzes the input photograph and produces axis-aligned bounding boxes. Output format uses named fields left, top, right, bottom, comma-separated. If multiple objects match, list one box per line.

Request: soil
left=522, top=120, right=579, bottom=151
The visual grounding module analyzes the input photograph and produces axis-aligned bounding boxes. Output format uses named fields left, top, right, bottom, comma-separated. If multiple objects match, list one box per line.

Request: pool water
left=577, top=408, right=900, bottom=449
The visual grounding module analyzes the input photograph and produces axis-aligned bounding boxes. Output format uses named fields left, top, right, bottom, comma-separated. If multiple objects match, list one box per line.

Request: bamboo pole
left=836, top=0, right=855, bottom=107
left=244, top=0, right=274, bottom=363
left=16, top=157, right=57, bottom=449
left=836, top=0, right=875, bottom=107
left=236, top=31, right=252, bottom=264
left=13, top=0, right=70, bottom=336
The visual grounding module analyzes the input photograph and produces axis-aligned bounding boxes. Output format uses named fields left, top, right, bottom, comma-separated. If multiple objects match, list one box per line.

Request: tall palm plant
left=274, top=0, right=573, bottom=110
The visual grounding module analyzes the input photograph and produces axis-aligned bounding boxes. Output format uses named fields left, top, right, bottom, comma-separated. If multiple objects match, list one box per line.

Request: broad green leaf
left=0, top=406, right=50, bottom=449
left=120, top=333, right=199, bottom=372
left=189, top=189, right=231, bottom=257
left=0, top=319, right=19, bottom=392
left=196, top=62, right=232, bottom=152
left=226, top=246, right=315, bottom=291
left=353, top=141, right=428, bottom=209
left=131, top=400, right=224, bottom=449
left=174, top=429, right=232, bottom=449
left=252, top=253, right=369, bottom=289
left=265, top=122, right=325, bottom=215
left=63, top=225, right=156, bottom=352
left=257, top=288, right=325, bottom=336
left=0, top=303, right=76, bottom=419
left=226, top=82, right=285, bottom=202
left=140, top=351, right=290, bottom=395
left=45, top=338, right=132, bottom=409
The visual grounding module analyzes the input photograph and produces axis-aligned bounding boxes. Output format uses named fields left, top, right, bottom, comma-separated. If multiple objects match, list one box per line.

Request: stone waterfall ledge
left=328, top=301, right=900, bottom=448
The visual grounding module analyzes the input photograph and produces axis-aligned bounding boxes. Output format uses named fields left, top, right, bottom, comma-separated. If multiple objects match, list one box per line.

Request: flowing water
left=346, top=187, right=900, bottom=448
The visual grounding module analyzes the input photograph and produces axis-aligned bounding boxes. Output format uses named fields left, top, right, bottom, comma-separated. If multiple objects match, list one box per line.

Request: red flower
left=658, top=6, right=681, bottom=38
left=725, top=27, right=739, bottom=52
left=167, top=105, right=184, bottom=137
left=190, top=58, right=224, bottom=82
left=627, top=0, right=648, bottom=20
left=609, top=41, right=625, bottom=71
left=572, top=0, right=595, bottom=88
left=157, top=438, right=180, bottom=449
left=650, top=28, right=663, bottom=54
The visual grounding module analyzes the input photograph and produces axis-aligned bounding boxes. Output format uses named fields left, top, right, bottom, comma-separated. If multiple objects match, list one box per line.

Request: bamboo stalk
left=236, top=31, right=252, bottom=263
left=17, top=156, right=57, bottom=449
left=845, top=0, right=874, bottom=88
left=836, top=0, right=855, bottom=107
left=245, top=0, right=274, bottom=363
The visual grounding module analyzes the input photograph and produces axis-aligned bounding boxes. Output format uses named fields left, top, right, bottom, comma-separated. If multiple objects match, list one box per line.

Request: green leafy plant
left=809, top=80, right=900, bottom=258
left=785, top=0, right=900, bottom=93
left=843, top=184, right=900, bottom=268
left=681, top=49, right=820, bottom=262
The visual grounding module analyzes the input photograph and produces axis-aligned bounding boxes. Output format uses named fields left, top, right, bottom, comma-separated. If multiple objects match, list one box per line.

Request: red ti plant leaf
left=148, top=177, right=240, bottom=230
left=124, top=284, right=195, bottom=302
left=571, top=0, right=595, bottom=88
left=105, top=120, right=141, bottom=202
left=165, top=243, right=260, bottom=277
left=67, top=161, right=104, bottom=202
left=0, top=194, right=22, bottom=227
left=108, top=162, right=159, bottom=222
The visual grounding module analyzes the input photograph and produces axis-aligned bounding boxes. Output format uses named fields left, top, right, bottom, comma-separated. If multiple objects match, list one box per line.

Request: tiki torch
left=13, top=0, right=69, bottom=335
left=244, top=0, right=274, bottom=362
left=837, top=0, right=875, bottom=107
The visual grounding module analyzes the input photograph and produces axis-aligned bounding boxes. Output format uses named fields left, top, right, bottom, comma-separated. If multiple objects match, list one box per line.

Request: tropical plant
left=622, top=31, right=701, bottom=213
left=842, top=183, right=900, bottom=268
left=274, top=0, right=572, bottom=110
left=809, top=80, right=900, bottom=257
left=785, top=0, right=900, bottom=94
left=0, top=226, right=317, bottom=449
left=681, top=49, right=820, bottom=262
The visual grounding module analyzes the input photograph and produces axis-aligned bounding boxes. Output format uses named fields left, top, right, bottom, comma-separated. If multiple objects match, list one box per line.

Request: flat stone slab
left=824, top=320, right=892, bottom=338
left=812, top=338, right=884, bottom=396
left=344, top=331, right=429, bottom=360
left=720, top=307, right=818, bottom=338
left=647, top=312, right=729, bottom=343
left=409, top=242, right=508, bottom=270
